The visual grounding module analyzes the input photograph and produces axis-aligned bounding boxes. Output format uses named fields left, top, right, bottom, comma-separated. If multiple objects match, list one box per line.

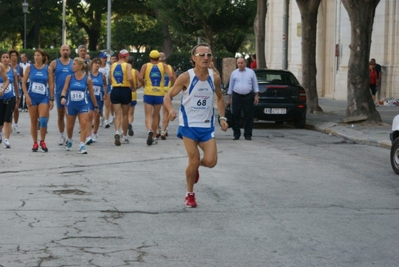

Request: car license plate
left=264, top=108, right=287, bottom=114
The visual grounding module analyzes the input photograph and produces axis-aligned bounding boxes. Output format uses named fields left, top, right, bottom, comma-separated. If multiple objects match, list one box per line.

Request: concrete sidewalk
left=305, top=98, right=398, bottom=149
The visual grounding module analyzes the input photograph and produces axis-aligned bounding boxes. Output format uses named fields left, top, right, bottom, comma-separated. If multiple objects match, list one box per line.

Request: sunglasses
left=195, top=53, right=213, bottom=58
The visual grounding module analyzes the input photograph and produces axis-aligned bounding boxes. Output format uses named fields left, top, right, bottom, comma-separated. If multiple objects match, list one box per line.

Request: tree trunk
left=157, top=12, right=174, bottom=57
left=342, top=0, right=381, bottom=123
left=256, top=0, right=267, bottom=68
left=296, top=0, right=322, bottom=113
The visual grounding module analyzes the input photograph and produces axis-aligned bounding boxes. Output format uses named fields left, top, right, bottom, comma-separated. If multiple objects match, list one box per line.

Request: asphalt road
left=1, top=94, right=398, bottom=267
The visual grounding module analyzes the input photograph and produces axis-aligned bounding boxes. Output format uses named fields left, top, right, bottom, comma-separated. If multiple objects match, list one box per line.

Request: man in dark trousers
left=227, top=57, right=259, bottom=140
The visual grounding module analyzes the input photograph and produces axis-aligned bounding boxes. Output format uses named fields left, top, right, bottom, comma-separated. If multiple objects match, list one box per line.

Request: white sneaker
left=78, top=145, right=87, bottom=154
left=92, top=134, right=98, bottom=142
left=58, top=135, right=66, bottom=145
left=100, top=117, right=104, bottom=127
left=85, top=136, right=93, bottom=145
left=122, top=137, right=130, bottom=144
left=65, top=140, right=73, bottom=151
left=13, top=125, right=20, bottom=133
left=104, top=120, right=110, bottom=128
left=4, top=139, right=10, bottom=148
left=109, top=116, right=114, bottom=124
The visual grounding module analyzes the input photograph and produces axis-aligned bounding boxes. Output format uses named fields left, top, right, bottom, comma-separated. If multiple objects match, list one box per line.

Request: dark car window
left=255, top=70, right=299, bottom=85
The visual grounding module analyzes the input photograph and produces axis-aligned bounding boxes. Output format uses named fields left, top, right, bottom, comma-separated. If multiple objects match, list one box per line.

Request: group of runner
left=1, top=43, right=229, bottom=207
left=0, top=45, right=179, bottom=154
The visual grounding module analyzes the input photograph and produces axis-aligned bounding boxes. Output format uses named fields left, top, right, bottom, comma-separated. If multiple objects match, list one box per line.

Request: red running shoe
left=195, top=170, right=199, bottom=184
left=40, top=140, right=48, bottom=152
left=185, top=193, right=197, bottom=208
left=32, top=142, right=39, bottom=152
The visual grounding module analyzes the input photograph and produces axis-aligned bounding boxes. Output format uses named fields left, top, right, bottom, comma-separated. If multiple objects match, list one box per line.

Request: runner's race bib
left=93, top=85, right=101, bottom=96
left=31, top=82, right=46, bottom=95
left=70, top=91, right=85, bottom=101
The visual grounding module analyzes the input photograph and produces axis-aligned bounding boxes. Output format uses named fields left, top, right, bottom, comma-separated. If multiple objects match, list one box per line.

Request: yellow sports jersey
left=110, top=62, right=130, bottom=87
left=163, top=64, right=173, bottom=93
left=131, top=68, right=138, bottom=101
left=144, top=63, right=165, bottom=96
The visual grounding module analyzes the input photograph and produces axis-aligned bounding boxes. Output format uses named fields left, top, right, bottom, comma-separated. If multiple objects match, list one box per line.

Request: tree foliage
left=152, top=0, right=256, bottom=54
left=112, top=14, right=162, bottom=51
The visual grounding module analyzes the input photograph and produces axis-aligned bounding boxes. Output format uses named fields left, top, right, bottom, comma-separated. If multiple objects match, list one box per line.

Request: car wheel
left=390, top=138, right=399, bottom=174
left=294, top=115, right=306, bottom=129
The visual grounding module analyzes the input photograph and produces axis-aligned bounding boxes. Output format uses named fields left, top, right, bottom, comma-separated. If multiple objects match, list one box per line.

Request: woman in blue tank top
left=60, top=57, right=98, bottom=154
left=0, top=52, right=18, bottom=148
left=89, top=58, right=107, bottom=142
left=22, top=49, right=55, bottom=153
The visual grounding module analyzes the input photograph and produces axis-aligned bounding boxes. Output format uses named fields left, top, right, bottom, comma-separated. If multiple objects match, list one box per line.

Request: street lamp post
left=22, top=0, right=29, bottom=49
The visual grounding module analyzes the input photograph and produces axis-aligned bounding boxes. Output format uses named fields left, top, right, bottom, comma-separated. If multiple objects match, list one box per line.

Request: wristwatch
left=219, top=116, right=227, bottom=121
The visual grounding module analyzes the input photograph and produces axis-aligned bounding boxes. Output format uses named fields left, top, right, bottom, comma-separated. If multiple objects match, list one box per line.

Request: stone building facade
left=265, top=0, right=399, bottom=101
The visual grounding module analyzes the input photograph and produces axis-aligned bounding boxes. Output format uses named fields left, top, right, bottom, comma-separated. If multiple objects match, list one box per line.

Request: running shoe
left=58, top=135, right=66, bottom=146
left=109, top=116, right=114, bottom=124
left=65, top=140, right=73, bottom=151
left=32, top=142, right=39, bottom=152
left=152, top=138, right=158, bottom=145
left=146, top=132, right=153, bottom=146
left=185, top=193, right=197, bottom=208
left=161, top=131, right=166, bottom=140
left=122, top=137, right=130, bottom=144
left=100, top=117, right=104, bottom=127
left=92, top=134, right=98, bottom=142
left=156, top=129, right=161, bottom=138
left=128, top=124, right=134, bottom=136
left=195, top=170, right=199, bottom=184
left=13, top=125, right=20, bottom=133
left=165, top=130, right=168, bottom=137
left=40, top=141, right=48, bottom=152
left=114, top=134, right=121, bottom=146
left=78, top=145, right=87, bottom=154
left=4, top=139, right=10, bottom=149
left=105, top=121, right=110, bottom=128
left=85, top=136, right=93, bottom=145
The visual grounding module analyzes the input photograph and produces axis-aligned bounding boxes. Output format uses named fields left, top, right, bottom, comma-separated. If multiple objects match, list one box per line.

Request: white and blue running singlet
left=66, top=75, right=88, bottom=105
left=179, top=69, right=215, bottom=128
left=0, top=68, right=16, bottom=99
left=28, top=65, right=49, bottom=97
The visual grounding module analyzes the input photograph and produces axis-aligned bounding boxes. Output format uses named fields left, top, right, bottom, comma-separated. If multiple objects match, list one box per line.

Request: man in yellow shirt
left=138, top=50, right=174, bottom=146
left=109, top=49, right=135, bottom=146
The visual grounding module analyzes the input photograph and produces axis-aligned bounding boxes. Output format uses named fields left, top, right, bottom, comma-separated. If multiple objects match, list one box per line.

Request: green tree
left=112, top=14, right=162, bottom=51
left=341, top=0, right=381, bottom=123
left=66, top=0, right=154, bottom=51
left=153, top=0, right=256, bottom=54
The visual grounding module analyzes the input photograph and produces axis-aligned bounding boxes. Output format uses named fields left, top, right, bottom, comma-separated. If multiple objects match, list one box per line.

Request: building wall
left=265, top=0, right=399, bottom=101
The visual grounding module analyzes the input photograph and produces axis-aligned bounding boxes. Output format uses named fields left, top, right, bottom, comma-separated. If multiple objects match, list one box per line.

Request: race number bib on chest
left=70, top=91, right=85, bottom=101
left=93, top=86, right=101, bottom=96
left=32, top=82, right=46, bottom=95
left=190, top=89, right=213, bottom=110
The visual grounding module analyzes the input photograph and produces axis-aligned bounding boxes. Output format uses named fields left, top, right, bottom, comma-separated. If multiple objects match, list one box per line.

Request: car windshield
left=255, top=70, right=299, bottom=85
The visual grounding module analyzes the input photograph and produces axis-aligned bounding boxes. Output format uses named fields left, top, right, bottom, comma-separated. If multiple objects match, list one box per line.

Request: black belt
left=233, top=91, right=252, bottom=96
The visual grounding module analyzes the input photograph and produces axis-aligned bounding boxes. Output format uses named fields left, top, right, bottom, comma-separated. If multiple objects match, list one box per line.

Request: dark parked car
left=253, top=69, right=307, bottom=128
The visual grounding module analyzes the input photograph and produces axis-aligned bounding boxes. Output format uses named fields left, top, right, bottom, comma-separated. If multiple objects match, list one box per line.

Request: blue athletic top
left=90, top=72, right=104, bottom=98
left=0, top=68, right=16, bottom=99
left=67, top=74, right=88, bottom=105
left=54, top=58, right=73, bottom=95
left=28, top=65, right=49, bottom=97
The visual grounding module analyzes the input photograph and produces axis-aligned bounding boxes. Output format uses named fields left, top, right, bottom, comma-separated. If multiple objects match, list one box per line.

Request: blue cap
left=98, top=52, right=107, bottom=58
